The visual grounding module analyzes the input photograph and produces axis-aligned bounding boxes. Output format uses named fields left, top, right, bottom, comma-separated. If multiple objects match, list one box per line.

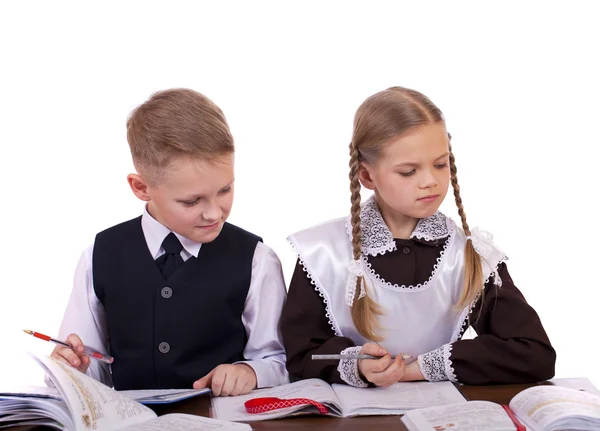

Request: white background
left=1, top=1, right=598, bottom=388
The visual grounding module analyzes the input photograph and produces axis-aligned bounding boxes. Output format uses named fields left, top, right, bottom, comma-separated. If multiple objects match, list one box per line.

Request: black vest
left=93, top=217, right=260, bottom=390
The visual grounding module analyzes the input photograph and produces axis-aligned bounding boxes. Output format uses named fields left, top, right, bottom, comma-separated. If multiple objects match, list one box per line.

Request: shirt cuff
left=235, top=358, right=289, bottom=388
left=417, top=344, right=457, bottom=383
left=337, top=346, right=369, bottom=387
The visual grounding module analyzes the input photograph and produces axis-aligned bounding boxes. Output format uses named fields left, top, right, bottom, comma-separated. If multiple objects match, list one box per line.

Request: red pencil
left=23, top=329, right=114, bottom=364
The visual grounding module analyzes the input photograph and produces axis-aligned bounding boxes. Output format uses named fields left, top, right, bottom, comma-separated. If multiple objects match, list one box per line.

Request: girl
left=281, top=87, right=555, bottom=387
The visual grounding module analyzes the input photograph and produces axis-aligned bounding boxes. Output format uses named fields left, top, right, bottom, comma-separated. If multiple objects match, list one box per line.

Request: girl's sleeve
left=417, top=262, right=556, bottom=385
left=281, top=260, right=357, bottom=384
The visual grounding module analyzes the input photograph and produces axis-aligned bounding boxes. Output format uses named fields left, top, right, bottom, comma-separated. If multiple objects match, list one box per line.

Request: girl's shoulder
left=288, top=217, right=348, bottom=249
left=446, top=220, right=509, bottom=278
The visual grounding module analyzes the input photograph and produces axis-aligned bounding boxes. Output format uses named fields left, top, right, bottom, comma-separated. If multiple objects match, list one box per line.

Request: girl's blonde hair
left=349, top=86, right=483, bottom=341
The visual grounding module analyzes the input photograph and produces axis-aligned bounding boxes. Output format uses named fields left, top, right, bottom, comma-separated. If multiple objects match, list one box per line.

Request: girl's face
left=359, top=122, right=450, bottom=231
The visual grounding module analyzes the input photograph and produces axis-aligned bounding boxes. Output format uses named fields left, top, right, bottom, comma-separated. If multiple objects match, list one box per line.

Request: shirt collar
left=345, top=195, right=454, bottom=256
left=141, top=205, right=202, bottom=259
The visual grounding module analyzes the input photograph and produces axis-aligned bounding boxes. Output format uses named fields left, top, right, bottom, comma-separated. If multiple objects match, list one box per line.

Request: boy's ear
left=127, top=174, right=152, bottom=202
left=358, top=163, right=376, bottom=190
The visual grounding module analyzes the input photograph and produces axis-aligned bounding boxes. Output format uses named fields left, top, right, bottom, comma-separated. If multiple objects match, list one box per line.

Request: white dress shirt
left=56, top=207, right=289, bottom=388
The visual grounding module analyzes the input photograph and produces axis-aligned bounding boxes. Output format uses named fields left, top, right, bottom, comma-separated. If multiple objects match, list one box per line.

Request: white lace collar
left=345, top=195, right=454, bottom=257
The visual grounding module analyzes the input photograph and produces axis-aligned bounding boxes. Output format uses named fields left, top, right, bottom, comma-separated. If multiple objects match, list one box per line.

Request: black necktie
left=156, top=232, right=184, bottom=278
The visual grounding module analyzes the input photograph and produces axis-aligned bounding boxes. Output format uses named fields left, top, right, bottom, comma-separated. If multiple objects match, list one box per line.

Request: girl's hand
left=358, top=343, right=406, bottom=387
left=400, top=360, right=425, bottom=381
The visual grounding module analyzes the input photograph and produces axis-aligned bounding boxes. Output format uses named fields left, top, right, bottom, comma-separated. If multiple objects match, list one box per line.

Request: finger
left=360, top=342, right=388, bottom=357
left=358, top=358, right=383, bottom=379
left=55, top=346, right=84, bottom=368
left=358, top=344, right=391, bottom=379
left=230, top=374, right=249, bottom=396
left=193, top=369, right=215, bottom=390
left=51, top=351, right=77, bottom=368
left=192, top=378, right=206, bottom=390
left=370, top=354, right=394, bottom=373
left=394, top=355, right=407, bottom=377
left=240, top=379, right=255, bottom=396
left=361, top=354, right=397, bottom=384
left=219, top=372, right=238, bottom=397
left=78, top=355, right=91, bottom=372
left=377, top=356, right=407, bottom=386
left=65, top=334, right=85, bottom=352
left=211, top=368, right=227, bottom=396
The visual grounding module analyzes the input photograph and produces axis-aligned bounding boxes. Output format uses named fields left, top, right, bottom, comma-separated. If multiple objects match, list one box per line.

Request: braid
left=348, top=141, right=382, bottom=341
left=349, top=143, right=362, bottom=261
left=449, top=144, right=471, bottom=236
left=449, top=142, right=484, bottom=313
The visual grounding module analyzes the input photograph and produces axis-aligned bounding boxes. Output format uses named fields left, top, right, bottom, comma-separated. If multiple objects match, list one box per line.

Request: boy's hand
left=193, top=363, right=257, bottom=396
left=357, top=342, right=406, bottom=387
left=50, top=333, right=91, bottom=373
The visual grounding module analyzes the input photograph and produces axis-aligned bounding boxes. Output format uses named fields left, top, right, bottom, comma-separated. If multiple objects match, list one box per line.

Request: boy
left=51, top=89, right=289, bottom=396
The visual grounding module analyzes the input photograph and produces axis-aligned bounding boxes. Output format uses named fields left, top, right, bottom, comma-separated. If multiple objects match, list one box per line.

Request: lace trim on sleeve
left=443, top=344, right=457, bottom=382
left=337, top=346, right=369, bottom=387
left=417, top=344, right=457, bottom=382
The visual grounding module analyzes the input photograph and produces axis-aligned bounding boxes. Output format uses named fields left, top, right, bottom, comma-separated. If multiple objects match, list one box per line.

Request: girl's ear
left=358, top=163, right=376, bottom=190
left=127, top=173, right=152, bottom=202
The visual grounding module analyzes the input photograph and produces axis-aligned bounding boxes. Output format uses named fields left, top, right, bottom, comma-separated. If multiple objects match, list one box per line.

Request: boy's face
left=132, top=153, right=235, bottom=243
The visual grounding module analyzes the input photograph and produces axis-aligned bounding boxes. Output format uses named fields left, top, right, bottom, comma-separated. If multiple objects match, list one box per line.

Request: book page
left=548, top=378, right=600, bottom=395
left=122, top=413, right=251, bottom=430
left=0, top=385, right=61, bottom=400
left=510, top=385, right=600, bottom=431
left=401, top=401, right=516, bottom=431
left=211, top=378, right=340, bottom=421
left=332, top=381, right=467, bottom=416
left=119, top=388, right=211, bottom=404
left=34, top=355, right=157, bottom=431
left=0, top=396, right=71, bottom=429
left=0, top=418, right=64, bottom=430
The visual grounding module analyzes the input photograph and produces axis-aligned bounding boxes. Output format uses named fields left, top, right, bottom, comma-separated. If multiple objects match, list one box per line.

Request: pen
left=23, top=329, right=114, bottom=364
left=312, top=354, right=412, bottom=360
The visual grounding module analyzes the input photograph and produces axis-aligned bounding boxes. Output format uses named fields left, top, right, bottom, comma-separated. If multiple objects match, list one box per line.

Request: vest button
left=402, top=246, right=411, bottom=254
left=158, top=342, right=170, bottom=354
left=161, top=286, right=173, bottom=299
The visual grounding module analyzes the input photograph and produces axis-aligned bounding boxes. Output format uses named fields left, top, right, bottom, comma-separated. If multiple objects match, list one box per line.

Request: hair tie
left=348, top=259, right=364, bottom=278
left=345, top=259, right=366, bottom=306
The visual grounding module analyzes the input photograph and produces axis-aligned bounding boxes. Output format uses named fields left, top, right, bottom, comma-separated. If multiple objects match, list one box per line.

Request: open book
left=0, top=386, right=210, bottom=405
left=401, top=385, right=600, bottom=431
left=212, top=377, right=467, bottom=421
left=0, top=355, right=250, bottom=431
left=119, top=388, right=211, bottom=405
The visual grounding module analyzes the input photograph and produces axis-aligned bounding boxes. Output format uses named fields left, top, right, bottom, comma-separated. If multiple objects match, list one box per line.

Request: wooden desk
left=7, top=378, right=597, bottom=431
left=149, top=378, right=596, bottom=431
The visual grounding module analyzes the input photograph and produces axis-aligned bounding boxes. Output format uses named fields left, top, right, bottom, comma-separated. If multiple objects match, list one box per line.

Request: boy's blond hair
left=126, top=88, right=234, bottom=185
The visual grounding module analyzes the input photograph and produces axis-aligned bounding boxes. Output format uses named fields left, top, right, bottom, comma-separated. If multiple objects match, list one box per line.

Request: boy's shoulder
left=221, top=221, right=262, bottom=244
left=96, top=216, right=143, bottom=238
left=98, top=215, right=142, bottom=235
